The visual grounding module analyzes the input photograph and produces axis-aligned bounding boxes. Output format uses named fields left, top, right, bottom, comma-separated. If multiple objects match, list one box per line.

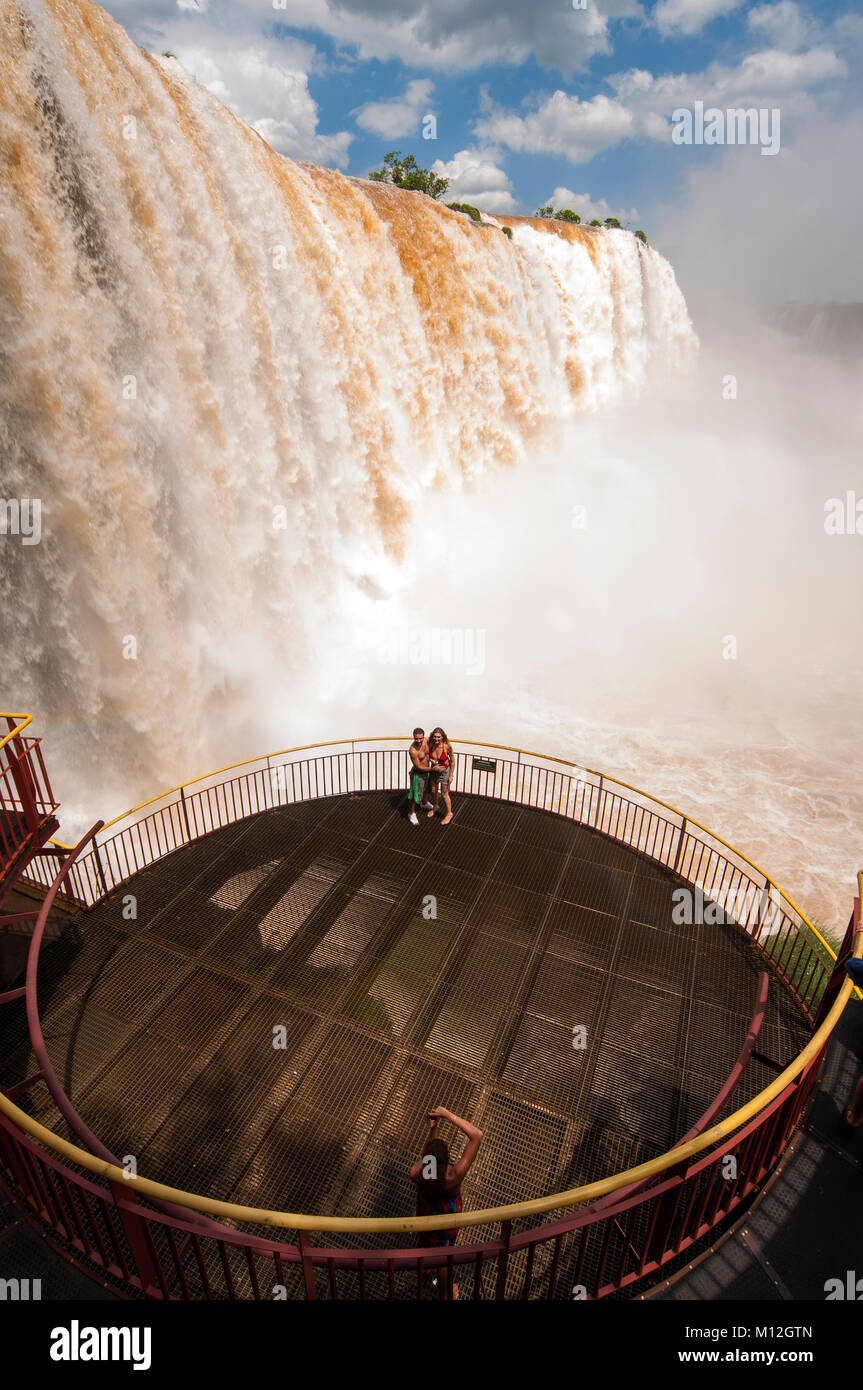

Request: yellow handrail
left=1, top=924, right=858, bottom=1233
left=0, top=712, right=33, bottom=753
left=48, top=736, right=837, bottom=960
left=8, top=717, right=859, bottom=1231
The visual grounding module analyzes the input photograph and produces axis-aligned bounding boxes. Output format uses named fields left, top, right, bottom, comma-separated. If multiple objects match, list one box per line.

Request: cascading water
left=10, top=0, right=860, bottom=935
left=0, top=0, right=695, bottom=807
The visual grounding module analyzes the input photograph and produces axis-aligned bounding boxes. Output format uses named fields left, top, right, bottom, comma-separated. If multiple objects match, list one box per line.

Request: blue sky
left=101, top=0, right=863, bottom=294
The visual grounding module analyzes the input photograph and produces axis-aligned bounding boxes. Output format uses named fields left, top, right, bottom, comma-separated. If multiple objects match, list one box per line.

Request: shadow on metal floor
left=0, top=791, right=812, bottom=1254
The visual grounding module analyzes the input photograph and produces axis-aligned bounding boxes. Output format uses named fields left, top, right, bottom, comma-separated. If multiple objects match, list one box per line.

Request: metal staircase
left=0, top=712, right=61, bottom=939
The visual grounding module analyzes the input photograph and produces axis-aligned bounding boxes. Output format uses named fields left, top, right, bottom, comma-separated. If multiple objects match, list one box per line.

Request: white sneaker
left=408, top=812, right=419, bottom=825
left=420, top=802, right=435, bottom=811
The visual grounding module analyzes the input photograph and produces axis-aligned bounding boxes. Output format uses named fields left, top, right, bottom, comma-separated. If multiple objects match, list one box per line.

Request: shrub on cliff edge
left=447, top=202, right=483, bottom=223
left=369, top=151, right=448, bottom=200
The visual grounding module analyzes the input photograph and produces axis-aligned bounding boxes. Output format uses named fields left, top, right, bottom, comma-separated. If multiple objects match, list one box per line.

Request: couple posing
left=408, top=727, right=454, bottom=826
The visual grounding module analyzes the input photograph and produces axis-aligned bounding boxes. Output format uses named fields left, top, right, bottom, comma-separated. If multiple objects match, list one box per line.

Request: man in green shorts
left=408, top=728, right=433, bottom=825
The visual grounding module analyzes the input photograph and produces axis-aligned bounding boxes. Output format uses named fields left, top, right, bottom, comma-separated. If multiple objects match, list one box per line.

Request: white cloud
left=97, top=0, right=863, bottom=180
left=548, top=186, right=639, bottom=224
left=104, top=0, right=641, bottom=77
left=475, top=91, right=635, bottom=163
left=166, top=41, right=353, bottom=166
left=100, top=0, right=194, bottom=47
left=746, top=2, right=816, bottom=53
left=430, top=148, right=519, bottom=212
left=721, top=46, right=847, bottom=97
left=648, top=108, right=863, bottom=307
left=254, top=0, right=634, bottom=76
left=652, top=0, right=744, bottom=38
left=748, top=3, right=863, bottom=56
left=475, top=35, right=850, bottom=170
left=253, top=114, right=353, bottom=166
left=607, top=45, right=848, bottom=136
left=834, top=13, right=863, bottom=50
left=353, top=79, right=434, bottom=140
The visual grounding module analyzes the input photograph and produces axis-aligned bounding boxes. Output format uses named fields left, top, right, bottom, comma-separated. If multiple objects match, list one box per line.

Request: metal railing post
left=6, top=740, right=40, bottom=833
left=592, top=775, right=603, bottom=829
left=109, top=1180, right=162, bottom=1295
left=755, top=876, right=771, bottom=937
left=495, top=1220, right=513, bottom=1299
left=1, top=1128, right=38, bottom=1210
left=179, top=786, right=192, bottom=842
left=641, top=1157, right=688, bottom=1273
left=93, top=842, right=109, bottom=899
left=672, top=817, right=687, bottom=874
left=298, top=1230, right=317, bottom=1300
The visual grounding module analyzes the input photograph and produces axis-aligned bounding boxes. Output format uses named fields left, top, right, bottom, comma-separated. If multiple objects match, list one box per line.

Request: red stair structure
left=0, top=713, right=61, bottom=932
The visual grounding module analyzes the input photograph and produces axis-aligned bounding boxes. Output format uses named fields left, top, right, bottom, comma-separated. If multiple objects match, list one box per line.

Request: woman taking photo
left=409, top=1105, right=483, bottom=1298
left=427, top=727, right=455, bottom=824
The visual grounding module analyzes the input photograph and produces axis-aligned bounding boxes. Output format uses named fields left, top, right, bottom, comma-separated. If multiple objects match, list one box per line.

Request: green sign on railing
left=472, top=757, right=497, bottom=774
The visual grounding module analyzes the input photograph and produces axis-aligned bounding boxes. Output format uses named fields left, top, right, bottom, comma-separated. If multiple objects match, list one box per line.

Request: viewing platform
left=0, top=732, right=859, bottom=1300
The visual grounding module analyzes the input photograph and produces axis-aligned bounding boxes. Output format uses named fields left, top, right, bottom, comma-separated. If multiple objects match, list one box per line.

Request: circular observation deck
left=4, top=764, right=813, bottom=1242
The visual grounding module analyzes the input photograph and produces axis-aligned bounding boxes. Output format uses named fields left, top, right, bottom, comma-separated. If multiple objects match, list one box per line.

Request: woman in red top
left=427, top=727, right=455, bottom=824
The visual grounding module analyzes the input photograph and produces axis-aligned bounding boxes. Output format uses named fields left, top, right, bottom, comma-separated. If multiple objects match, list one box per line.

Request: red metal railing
left=9, top=818, right=280, bottom=1253
left=0, top=861, right=855, bottom=1302
left=0, top=1030, right=831, bottom=1300
left=3, top=732, right=858, bottom=1299
left=0, top=714, right=58, bottom=881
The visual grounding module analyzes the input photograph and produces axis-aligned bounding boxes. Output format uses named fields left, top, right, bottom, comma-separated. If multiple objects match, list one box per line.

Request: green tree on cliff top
left=368, top=151, right=448, bottom=200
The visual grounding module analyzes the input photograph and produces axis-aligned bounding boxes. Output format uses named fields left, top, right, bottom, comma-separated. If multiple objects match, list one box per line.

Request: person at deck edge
left=407, top=728, right=433, bottom=826
left=427, top=727, right=455, bottom=824
left=410, top=1105, right=483, bottom=1298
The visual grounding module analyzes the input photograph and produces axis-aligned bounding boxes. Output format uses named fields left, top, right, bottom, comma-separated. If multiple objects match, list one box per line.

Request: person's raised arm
left=428, top=1106, right=482, bottom=1184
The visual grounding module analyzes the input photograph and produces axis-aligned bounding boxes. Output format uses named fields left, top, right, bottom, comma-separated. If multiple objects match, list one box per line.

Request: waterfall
left=0, top=0, right=696, bottom=814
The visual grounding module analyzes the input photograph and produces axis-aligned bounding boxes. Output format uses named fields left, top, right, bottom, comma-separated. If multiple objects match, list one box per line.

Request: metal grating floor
left=8, top=791, right=811, bottom=1242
